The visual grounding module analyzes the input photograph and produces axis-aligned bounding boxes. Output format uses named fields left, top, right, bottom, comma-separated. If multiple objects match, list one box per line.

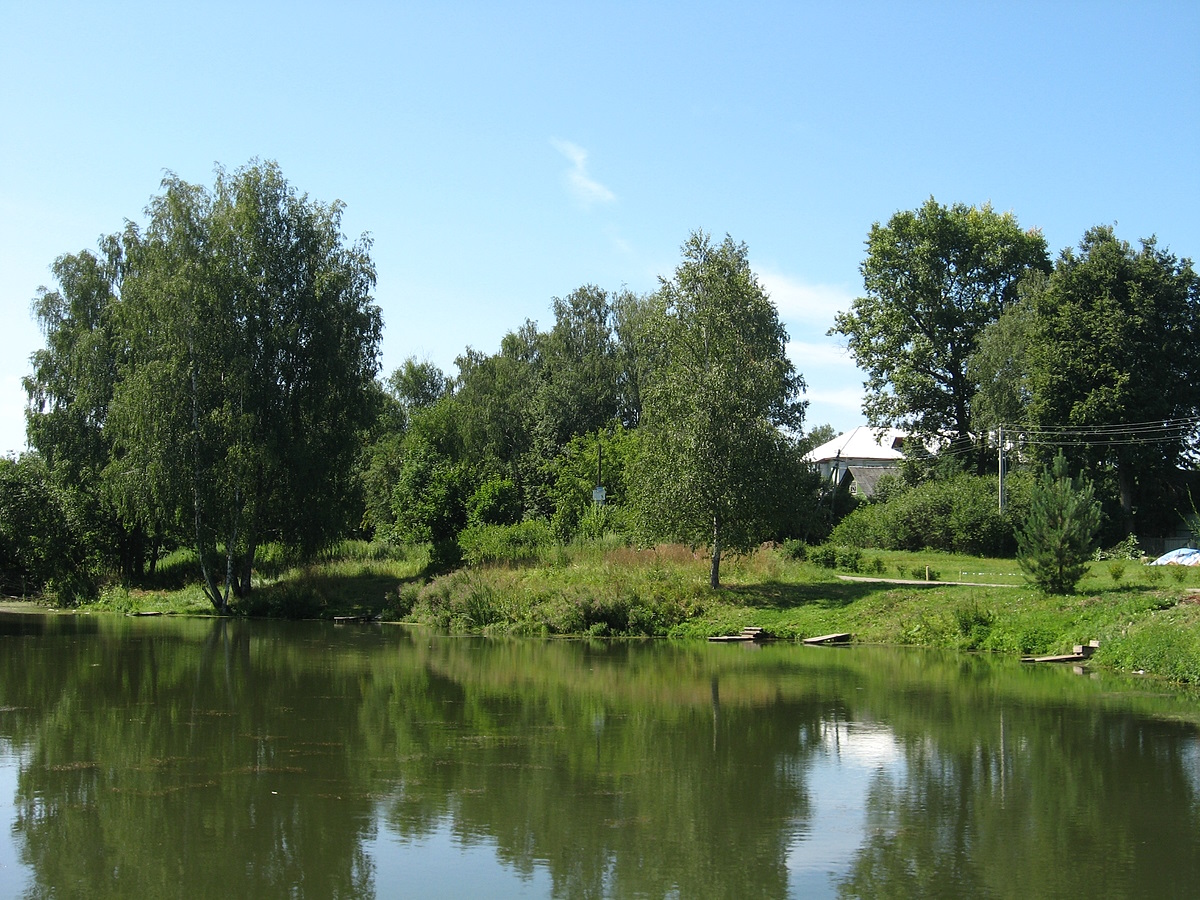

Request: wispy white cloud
left=758, top=269, right=856, bottom=328
left=604, top=223, right=633, bottom=255
left=551, top=139, right=615, bottom=208
left=786, top=337, right=867, bottom=431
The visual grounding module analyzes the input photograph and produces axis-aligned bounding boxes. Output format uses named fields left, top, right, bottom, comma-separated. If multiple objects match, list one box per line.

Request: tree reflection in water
left=0, top=615, right=1198, bottom=898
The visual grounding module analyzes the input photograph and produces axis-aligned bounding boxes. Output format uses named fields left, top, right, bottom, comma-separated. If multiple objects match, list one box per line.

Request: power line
left=998, top=417, right=1200, bottom=449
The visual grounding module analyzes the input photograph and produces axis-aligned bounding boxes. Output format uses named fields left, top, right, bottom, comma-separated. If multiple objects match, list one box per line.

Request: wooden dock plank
left=1022, top=640, right=1099, bottom=663
left=709, top=627, right=773, bottom=643
left=803, top=632, right=851, bottom=645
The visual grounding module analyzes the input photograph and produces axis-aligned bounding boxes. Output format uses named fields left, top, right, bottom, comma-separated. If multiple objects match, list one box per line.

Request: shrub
left=835, top=546, right=862, bottom=573
left=0, top=455, right=96, bottom=601
left=384, top=583, right=420, bottom=620
left=829, top=473, right=1022, bottom=556
left=828, top=502, right=887, bottom=548
left=809, top=544, right=838, bottom=569
left=1108, top=561, right=1126, bottom=583
left=780, top=539, right=807, bottom=561
left=953, top=602, right=994, bottom=648
left=244, top=580, right=326, bottom=619
left=807, top=544, right=862, bottom=573
left=467, top=476, right=522, bottom=526
left=576, top=502, right=635, bottom=542
left=1096, top=534, right=1142, bottom=561
left=458, top=520, right=556, bottom=566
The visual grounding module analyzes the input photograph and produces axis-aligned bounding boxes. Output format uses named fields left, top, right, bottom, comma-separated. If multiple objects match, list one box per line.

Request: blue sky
left=2, top=1, right=1197, bottom=457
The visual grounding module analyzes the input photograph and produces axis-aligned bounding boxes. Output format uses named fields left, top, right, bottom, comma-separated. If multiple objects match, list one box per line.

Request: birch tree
left=634, top=232, right=806, bottom=588
left=107, top=162, right=382, bottom=611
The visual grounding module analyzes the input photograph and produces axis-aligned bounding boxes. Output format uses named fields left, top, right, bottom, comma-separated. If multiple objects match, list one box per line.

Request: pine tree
left=1016, top=453, right=1101, bottom=594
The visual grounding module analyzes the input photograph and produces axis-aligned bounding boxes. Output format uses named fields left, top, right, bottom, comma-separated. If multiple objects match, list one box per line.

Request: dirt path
left=835, top=575, right=1019, bottom=588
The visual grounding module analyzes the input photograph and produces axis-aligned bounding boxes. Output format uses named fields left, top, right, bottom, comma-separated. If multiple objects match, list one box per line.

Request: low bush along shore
left=25, top=540, right=1200, bottom=684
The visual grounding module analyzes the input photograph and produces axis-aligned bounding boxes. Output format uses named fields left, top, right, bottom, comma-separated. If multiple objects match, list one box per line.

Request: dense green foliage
left=14, top=175, right=1200, bottom=623
left=830, top=199, right=1050, bottom=456
left=457, top=520, right=556, bottom=566
left=23, top=162, right=382, bottom=611
left=544, top=425, right=639, bottom=540
left=970, top=227, right=1200, bottom=541
left=371, top=288, right=662, bottom=560
left=1024, top=228, right=1200, bottom=535
left=24, top=237, right=141, bottom=581
left=1017, top=454, right=1102, bottom=594
left=366, top=236, right=820, bottom=587
left=0, top=454, right=95, bottom=602
left=830, top=472, right=1032, bottom=556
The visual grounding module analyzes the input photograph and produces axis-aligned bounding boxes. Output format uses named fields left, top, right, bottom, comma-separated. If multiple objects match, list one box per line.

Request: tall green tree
left=361, top=358, right=450, bottom=537
left=967, top=271, right=1046, bottom=434
left=534, top=284, right=621, bottom=453
left=831, top=199, right=1049, bottom=457
left=633, top=232, right=806, bottom=588
left=451, top=324, right=542, bottom=503
left=387, top=356, right=449, bottom=415
left=388, top=398, right=472, bottom=567
left=612, top=288, right=655, bottom=428
left=23, top=237, right=156, bottom=581
left=1017, top=453, right=1101, bottom=594
left=25, top=241, right=122, bottom=480
left=1023, top=226, right=1200, bottom=533
left=104, top=161, right=382, bottom=611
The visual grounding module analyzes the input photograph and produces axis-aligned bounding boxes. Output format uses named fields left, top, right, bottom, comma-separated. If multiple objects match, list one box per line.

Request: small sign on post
left=592, top=486, right=606, bottom=506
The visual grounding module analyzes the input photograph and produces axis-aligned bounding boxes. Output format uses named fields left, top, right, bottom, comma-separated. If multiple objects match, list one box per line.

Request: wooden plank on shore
left=803, top=632, right=851, bottom=645
left=709, top=626, right=774, bottom=643
left=1022, top=640, right=1099, bottom=663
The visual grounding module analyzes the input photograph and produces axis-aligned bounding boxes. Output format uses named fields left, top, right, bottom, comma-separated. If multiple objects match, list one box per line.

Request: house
left=805, top=426, right=906, bottom=498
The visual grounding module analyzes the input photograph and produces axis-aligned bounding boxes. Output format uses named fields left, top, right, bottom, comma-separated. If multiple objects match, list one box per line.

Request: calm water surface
left=1, top=613, right=1199, bottom=898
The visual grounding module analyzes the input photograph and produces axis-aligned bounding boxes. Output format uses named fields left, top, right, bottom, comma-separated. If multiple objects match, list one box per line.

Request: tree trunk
left=1118, top=466, right=1136, bottom=534
left=710, top=515, right=721, bottom=589
left=189, top=360, right=228, bottom=614
left=234, top=531, right=256, bottom=599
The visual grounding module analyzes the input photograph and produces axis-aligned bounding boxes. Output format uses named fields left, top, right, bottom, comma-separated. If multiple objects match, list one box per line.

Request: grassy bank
left=29, top=540, right=1200, bottom=684
left=395, top=543, right=1200, bottom=681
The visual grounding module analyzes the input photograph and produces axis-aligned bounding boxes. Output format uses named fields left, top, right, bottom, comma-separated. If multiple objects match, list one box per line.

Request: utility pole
left=829, top=450, right=841, bottom=516
left=593, top=438, right=605, bottom=506
left=997, top=426, right=1006, bottom=513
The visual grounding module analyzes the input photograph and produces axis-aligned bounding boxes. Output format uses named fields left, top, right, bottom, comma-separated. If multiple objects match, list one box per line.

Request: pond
left=1, top=613, right=1198, bottom=898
